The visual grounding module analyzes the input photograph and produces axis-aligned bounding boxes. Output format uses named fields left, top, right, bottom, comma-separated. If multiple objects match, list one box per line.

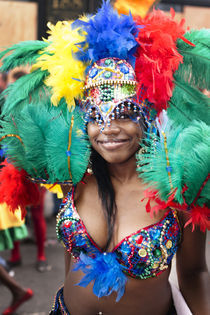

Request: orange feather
left=114, top=0, right=158, bottom=18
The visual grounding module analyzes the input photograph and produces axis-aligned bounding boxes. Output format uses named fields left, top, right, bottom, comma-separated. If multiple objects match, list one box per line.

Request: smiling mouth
left=96, top=139, right=130, bottom=150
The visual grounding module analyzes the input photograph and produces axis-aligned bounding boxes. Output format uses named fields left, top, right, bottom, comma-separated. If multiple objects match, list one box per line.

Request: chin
left=99, top=151, right=136, bottom=165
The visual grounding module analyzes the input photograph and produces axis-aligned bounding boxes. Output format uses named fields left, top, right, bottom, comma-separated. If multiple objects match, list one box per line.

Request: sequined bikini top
left=56, top=188, right=181, bottom=301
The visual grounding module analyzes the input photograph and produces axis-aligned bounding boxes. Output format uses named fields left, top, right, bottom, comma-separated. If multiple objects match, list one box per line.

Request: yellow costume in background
left=0, top=204, right=27, bottom=251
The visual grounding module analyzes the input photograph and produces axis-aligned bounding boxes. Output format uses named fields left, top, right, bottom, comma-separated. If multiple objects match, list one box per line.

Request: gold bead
left=166, top=240, right=173, bottom=249
left=138, top=249, right=147, bottom=257
left=160, top=265, right=168, bottom=271
left=152, top=263, right=159, bottom=269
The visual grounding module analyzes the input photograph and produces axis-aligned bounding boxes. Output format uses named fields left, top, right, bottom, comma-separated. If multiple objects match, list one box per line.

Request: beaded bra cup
left=56, top=189, right=181, bottom=280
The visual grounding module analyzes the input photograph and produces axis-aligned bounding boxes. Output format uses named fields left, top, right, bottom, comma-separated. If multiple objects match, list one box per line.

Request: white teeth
left=98, top=140, right=127, bottom=143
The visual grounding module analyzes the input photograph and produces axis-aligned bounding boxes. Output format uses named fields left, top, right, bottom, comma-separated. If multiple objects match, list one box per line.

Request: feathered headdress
left=0, top=0, right=209, bottom=229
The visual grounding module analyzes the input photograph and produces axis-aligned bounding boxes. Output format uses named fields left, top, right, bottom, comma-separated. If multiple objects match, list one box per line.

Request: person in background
left=0, top=265, right=33, bottom=315
left=0, top=71, right=8, bottom=94
left=0, top=204, right=33, bottom=315
left=7, top=185, right=51, bottom=272
left=0, top=71, right=8, bottom=159
left=10, top=70, right=27, bottom=83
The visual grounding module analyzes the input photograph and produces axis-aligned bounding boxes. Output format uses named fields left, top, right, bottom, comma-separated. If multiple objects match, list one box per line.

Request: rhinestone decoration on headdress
left=82, top=57, right=156, bottom=129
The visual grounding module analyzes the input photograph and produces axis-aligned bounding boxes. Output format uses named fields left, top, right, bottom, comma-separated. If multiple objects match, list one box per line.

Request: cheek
left=127, top=123, right=143, bottom=143
left=87, top=123, right=99, bottom=144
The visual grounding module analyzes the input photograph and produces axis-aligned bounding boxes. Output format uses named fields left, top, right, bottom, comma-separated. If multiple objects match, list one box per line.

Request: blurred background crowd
left=0, top=0, right=209, bottom=314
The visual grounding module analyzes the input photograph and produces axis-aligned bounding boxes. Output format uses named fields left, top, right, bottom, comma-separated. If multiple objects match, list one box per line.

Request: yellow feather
left=41, top=184, right=63, bottom=199
left=34, top=21, right=88, bottom=109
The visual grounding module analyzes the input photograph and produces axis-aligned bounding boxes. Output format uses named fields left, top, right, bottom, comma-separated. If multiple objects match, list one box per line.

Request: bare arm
left=64, top=249, right=71, bottom=278
left=176, top=215, right=210, bottom=315
left=61, top=184, right=72, bottom=278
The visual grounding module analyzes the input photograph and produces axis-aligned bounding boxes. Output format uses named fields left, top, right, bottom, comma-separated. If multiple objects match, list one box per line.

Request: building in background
left=0, top=0, right=209, bottom=52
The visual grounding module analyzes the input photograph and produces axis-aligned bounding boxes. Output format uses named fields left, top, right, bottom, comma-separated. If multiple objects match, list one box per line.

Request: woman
left=0, top=1, right=209, bottom=314
left=52, top=58, right=209, bottom=315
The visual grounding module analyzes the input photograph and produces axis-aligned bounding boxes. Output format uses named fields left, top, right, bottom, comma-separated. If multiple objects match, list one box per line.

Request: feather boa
left=134, top=9, right=186, bottom=114
left=74, top=252, right=127, bottom=302
left=0, top=161, right=40, bottom=218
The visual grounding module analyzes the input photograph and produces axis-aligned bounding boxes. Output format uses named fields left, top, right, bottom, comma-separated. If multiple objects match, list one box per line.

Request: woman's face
left=87, top=114, right=143, bottom=164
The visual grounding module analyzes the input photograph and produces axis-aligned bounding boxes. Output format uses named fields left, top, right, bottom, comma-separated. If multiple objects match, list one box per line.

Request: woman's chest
left=57, top=190, right=181, bottom=277
left=77, top=188, right=163, bottom=250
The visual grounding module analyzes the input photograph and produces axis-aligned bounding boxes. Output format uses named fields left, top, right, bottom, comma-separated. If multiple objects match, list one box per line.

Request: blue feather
left=74, top=252, right=127, bottom=301
left=73, top=0, right=141, bottom=68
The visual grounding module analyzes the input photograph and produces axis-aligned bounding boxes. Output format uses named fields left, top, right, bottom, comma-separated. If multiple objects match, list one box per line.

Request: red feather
left=143, top=188, right=210, bottom=232
left=184, top=205, right=210, bottom=233
left=0, top=161, right=40, bottom=218
left=134, top=9, right=186, bottom=114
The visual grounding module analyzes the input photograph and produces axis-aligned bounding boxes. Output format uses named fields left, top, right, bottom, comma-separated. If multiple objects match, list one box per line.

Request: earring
left=136, top=146, right=147, bottom=170
left=137, top=146, right=147, bottom=156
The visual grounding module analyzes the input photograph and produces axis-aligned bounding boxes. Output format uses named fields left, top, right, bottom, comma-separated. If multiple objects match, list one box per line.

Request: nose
left=102, top=120, right=121, bottom=135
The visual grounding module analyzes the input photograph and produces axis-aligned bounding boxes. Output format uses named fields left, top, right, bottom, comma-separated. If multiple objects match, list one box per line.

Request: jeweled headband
left=82, top=57, right=157, bottom=130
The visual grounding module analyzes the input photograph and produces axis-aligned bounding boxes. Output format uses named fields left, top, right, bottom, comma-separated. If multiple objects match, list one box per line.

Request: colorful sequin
left=56, top=188, right=181, bottom=280
left=50, top=287, right=70, bottom=315
left=81, top=58, right=157, bottom=127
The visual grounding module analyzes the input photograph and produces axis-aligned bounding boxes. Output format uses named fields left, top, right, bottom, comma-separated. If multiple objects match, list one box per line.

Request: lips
left=96, top=138, right=130, bottom=150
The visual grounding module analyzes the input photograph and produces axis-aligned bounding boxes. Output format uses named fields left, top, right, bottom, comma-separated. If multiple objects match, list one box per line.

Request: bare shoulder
left=74, top=174, right=99, bottom=205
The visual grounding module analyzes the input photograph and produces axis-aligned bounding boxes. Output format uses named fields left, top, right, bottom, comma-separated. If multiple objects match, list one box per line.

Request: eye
left=88, top=111, right=103, bottom=125
left=89, top=116, right=97, bottom=123
left=115, top=112, right=130, bottom=120
left=120, top=113, right=130, bottom=119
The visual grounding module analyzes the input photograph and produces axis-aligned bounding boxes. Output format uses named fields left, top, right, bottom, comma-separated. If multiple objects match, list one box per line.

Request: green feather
left=0, top=102, right=90, bottom=184
left=1, top=69, right=48, bottom=116
left=168, top=77, right=210, bottom=128
left=0, top=104, right=49, bottom=178
left=0, top=116, right=29, bottom=171
left=175, top=121, right=210, bottom=205
left=0, top=41, right=48, bottom=72
left=137, top=124, right=185, bottom=203
left=176, top=29, right=210, bottom=90
left=45, top=106, right=90, bottom=183
left=137, top=120, right=210, bottom=207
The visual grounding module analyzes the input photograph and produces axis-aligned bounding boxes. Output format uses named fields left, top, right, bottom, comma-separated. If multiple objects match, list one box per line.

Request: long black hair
left=90, top=148, right=116, bottom=251
left=89, top=111, right=148, bottom=251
